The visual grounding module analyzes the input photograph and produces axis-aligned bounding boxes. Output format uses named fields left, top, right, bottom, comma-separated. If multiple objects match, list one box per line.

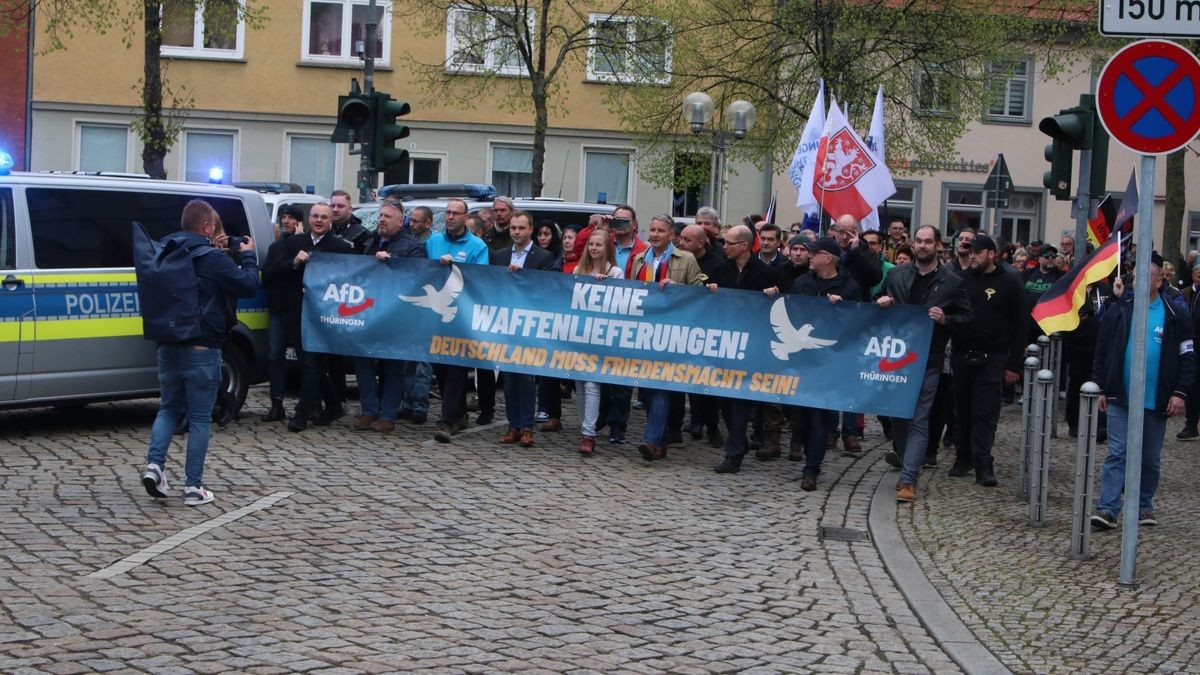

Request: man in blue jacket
left=1092, top=253, right=1195, bottom=529
left=142, top=199, right=260, bottom=506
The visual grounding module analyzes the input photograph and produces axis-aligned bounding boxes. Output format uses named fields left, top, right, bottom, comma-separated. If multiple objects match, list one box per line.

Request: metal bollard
left=1048, top=333, right=1064, bottom=438
left=1069, top=382, right=1102, bottom=560
left=1029, top=369, right=1054, bottom=527
left=1019, top=355, right=1041, bottom=500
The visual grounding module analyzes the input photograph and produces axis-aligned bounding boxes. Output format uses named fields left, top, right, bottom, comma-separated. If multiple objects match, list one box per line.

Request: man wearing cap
left=1022, top=244, right=1062, bottom=344
left=275, top=204, right=303, bottom=241
left=778, top=236, right=864, bottom=490
left=949, top=233, right=1026, bottom=486
left=1092, top=253, right=1194, bottom=529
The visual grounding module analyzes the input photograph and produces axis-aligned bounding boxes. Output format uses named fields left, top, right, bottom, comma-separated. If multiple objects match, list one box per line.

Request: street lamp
left=683, top=92, right=756, bottom=218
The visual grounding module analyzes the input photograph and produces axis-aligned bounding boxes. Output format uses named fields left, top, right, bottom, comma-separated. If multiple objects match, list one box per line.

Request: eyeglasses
left=721, top=239, right=749, bottom=246
left=444, top=209, right=467, bottom=216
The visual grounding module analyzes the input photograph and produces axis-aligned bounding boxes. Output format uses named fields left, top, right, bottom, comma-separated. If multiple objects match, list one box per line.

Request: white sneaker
left=183, top=486, right=215, bottom=506
left=142, top=463, right=169, bottom=499
left=534, top=411, right=550, bottom=423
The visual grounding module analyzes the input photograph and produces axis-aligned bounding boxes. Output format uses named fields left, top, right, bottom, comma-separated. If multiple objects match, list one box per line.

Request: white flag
left=861, top=85, right=888, bottom=232
left=812, top=95, right=896, bottom=222
left=788, top=80, right=825, bottom=212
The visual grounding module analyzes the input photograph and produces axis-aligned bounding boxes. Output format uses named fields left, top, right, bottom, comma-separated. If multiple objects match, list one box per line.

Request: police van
left=353, top=183, right=617, bottom=233
left=0, top=163, right=276, bottom=412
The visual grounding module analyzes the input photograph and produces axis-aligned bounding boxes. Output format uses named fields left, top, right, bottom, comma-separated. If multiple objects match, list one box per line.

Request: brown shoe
left=369, top=419, right=395, bottom=433
left=843, top=436, right=863, bottom=455
left=541, top=418, right=563, bottom=432
left=500, top=428, right=519, bottom=444
left=897, top=483, right=916, bottom=503
left=520, top=429, right=534, bottom=447
left=579, top=436, right=595, bottom=455
left=826, top=432, right=839, bottom=451
left=352, top=414, right=377, bottom=431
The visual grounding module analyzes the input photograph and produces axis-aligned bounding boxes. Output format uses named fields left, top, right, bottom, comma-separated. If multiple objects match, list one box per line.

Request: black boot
left=975, top=457, right=998, bottom=487
left=261, top=399, right=285, bottom=423
left=948, top=457, right=973, bottom=477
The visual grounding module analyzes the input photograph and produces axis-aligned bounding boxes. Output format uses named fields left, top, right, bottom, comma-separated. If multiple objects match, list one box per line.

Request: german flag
left=1031, top=235, right=1119, bottom=334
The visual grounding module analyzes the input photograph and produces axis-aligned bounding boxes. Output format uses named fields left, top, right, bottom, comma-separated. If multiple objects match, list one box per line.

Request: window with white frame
left=942, top=185, right=983, bottom=235
left=915, top=64, right=955, bottom=115
left=491, top=145, right=532, bottom=197
left=303, top=0, right=389, bottom=64
left=387, top=156, right=443, bottom=184
left=288, top=135, right=337, bottom=197
left=984, top=58, right=1032, bottom=123
left=586, top=14, right=670, bottom=84
left=161, top=0, right=244, bottom=59
left=78, top=125, right=128, bottom=172
left=671, top=152, right=708, bottom=218
left=583, top=149, right=631, bottom=205
left=878, top=182, right=919, bottom=235
left=184, top=131, right=235, bottom=183
left=445, top=5, right=526, bottom=76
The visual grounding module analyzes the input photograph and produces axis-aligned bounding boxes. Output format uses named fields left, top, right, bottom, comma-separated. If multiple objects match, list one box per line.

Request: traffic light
left=1039, top=106, right=1092, bottom=201
left=331, top=92, right=374, bottom=144
left=368, top=92, right=410, bottom=174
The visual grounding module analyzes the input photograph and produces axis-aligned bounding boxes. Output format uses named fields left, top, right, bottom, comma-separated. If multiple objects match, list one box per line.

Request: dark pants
left=296, top=350, right=340, bottom=418
left=437, top=364, right=469, bottom=426
left=792, top=406, right=834, bottom=477
left=689, top=392, right=720, bottom=432
left=503, top=373, right=536, bottom=430
left=601, top=384, right=632, bottom=435
left=266, top=312, right=290, bottom=402
left=952, top=355, right=1006, bottom=467
left=475, top=368, right=495, bottom=415
left=929, top=370, right=955, bottom=458
left=722, top=399, right=755, bottom=461
left=537, top=376, right=562, bottom=419
left=667, top=391, right=686, bottom=436
left=1065, top=346, right=1106, bottom=432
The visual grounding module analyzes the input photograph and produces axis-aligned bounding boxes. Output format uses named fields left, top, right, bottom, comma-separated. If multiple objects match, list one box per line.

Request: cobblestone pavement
left=2, top=384, right=1195, bottom=673
left=2, top=387, right=958, bottom=674
left=895, top=400, right=1200, bottom=674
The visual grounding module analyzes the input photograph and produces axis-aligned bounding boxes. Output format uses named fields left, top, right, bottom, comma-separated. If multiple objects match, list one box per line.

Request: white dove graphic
left=769, top=297, right=837, bottom=360
left=399, top=265, right=464, bottom=323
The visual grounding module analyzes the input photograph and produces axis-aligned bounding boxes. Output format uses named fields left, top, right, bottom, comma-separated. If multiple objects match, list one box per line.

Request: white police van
left=0, top=159, right=276, bottom=412
left=353, top=183, right=617, bottom=233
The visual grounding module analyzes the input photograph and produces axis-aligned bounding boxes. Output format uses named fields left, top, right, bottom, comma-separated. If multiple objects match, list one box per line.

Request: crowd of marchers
left=248, top=192, right=1191, bottom=527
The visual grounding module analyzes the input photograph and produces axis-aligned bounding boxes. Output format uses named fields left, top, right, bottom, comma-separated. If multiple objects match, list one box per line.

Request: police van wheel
left=221, top=346, right=251, bottom=419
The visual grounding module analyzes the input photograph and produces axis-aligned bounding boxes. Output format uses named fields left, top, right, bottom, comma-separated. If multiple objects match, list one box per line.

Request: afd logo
left=864, top=336, right=918, bottom=372
left=322, top=283, right=375, bottom=317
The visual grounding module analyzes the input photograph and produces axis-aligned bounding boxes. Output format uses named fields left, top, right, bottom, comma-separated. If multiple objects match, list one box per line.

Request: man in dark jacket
left=1091, top=254, right=1195, bottom=530
left=141, top=199, right=259, bottom=507
left=949, top=234, right=1026, bottom=486
left=876, top=225, right=973, bottom=503
left=274, top=203, right=355, bottom=432
left=259, top=205, right=302, bottom=422
left=329, top=190, right=371, bottom=253
left=784, top=236, right=865, bottom=490
left=675, top=224, right=724, bottom=447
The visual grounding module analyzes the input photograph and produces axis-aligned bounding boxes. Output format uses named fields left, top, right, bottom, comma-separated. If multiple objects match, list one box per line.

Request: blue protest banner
left=302, top=253, right=933, bottom=418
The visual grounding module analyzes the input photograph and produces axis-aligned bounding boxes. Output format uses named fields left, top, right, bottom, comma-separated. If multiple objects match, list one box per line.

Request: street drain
left=819, top=525, right=870, bottom=543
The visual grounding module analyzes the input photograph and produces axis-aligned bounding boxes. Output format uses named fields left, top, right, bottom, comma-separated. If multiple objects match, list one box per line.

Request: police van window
left=0, top=188, right=14, bottom=270
left=28, top=188, right=250, bottom=269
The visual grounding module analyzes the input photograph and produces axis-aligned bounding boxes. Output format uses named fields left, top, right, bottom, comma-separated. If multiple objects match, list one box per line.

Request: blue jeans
left=894, top=365, right=941, bottom=486
left=354, top=357, right=406, bottom=421
left=401, top=360, right=432, bottom=415
left=792, top=406, right=834, bottom=477
left=503, top=372, right=536, bottom=430
left=266, top=313, right=289, bottom=401
left=146, top=344, right=222, bottom=488
left=1097, top=403, right=1165, bottom=516
left=642, top=390, right=670, bottom=446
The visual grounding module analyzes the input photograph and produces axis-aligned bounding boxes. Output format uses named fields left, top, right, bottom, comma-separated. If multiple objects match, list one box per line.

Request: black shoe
left=433, top=423, right=453, bottom=443
left=884, top=450, right=902, bottom=468
left=313, top=405, right=345, bottom=426
left=609, top=429, right=626, bottom=444
left=755, top=447, right=781, bottom=460
left=688, top=422, right=704, bottom=440
left=1176, top=426, right=1199, bottom=441
left=948, top=461, right=973, bottom=477
left=799, top=474, right=817, bottom=491
left=286, top=415, right=307, bottom=432
left=409, top=411, right=427, bottom=425
left=1091, top=511, right=1118, bottom=530
left=713, top=458, right=742, bottom=474
left=664, top=431, right=684, bottom=446
left=1096, top=429, right=1107, bottom=444
left=475, top=411, right=494, bottom=425
left=923, top=455, right=938, bottom=468
left=707, top=429, right=724, bottom=448
left=975, top=458, right=998, bottom=487
left=261, top=400, right=285, bottom=423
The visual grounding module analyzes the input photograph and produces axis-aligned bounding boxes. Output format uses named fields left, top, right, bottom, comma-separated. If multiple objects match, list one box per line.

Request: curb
left=867, top=468, right=1013, bottom=675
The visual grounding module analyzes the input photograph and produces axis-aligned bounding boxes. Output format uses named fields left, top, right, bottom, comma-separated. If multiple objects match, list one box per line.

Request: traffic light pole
left=357, top=0, right=379, bottom=203
left=1073, top=148, right=1093, bottom=269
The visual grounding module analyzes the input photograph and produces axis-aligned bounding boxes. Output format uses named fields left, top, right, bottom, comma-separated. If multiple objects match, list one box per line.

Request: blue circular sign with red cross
left=1097, top=40, right=1200, bottom=155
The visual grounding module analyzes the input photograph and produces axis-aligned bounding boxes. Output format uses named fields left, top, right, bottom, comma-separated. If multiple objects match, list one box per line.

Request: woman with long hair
left=572, top=230, right=623, bottom=454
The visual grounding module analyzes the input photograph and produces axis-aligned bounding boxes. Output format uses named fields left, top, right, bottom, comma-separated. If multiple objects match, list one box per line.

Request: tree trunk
left=531, top=78, right=548, bottom=198
left=1164, top=148, right=1186, bottom=265
left=141, top=0, right=166, bottom=179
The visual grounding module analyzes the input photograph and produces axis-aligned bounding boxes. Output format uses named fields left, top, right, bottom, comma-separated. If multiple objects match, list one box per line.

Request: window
left=671, top=152, right=708, bottom=218
left=303, top=0, right=390, bottom=64
left=288, top=135, right=337, bottom=197
left=877, top=182, right=919, bottom=235
left=942, top=185, right=983, bottom=235
left=984, top=58, right=1032, bottom=123
left=161, top=0, right=244, bottom=59
left=1189, top=212, right=1200, bottom=253
left=915, top=65, right=955, bottom=115
left=0, top=188, right=13, bottom=270
left=491, top=146, right=532, bottom=197
left=27, top=188, right=248, bottom=269
left=384, top=156, right=442, bottom=185
left=995, top=191, right=1042, bottom=244
left=77, top=125, right=128, bottom=172
left=582, top=149, right=631, bottom=205
left=445, top=6, right=526, bottom=76
left=184, top=130, right=236, bottom=183
left=587, top=14, right=671, bottom=84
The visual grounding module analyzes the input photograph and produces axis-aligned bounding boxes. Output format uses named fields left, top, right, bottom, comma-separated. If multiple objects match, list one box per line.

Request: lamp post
left=682, top=92, right=756, bottom=220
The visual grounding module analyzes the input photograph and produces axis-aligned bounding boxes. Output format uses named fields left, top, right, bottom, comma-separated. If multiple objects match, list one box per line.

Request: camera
left=228, top=235, right=246, bottom=249
left=611, top=218, right=631, bottom=229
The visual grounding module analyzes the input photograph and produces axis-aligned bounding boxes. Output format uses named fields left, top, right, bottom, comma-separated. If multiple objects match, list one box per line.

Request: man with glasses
left=426, top=199, right=490, bottom=443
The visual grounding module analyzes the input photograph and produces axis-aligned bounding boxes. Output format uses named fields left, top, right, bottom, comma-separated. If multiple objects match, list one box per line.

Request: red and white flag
left=812, top=96, right=896, bottom=222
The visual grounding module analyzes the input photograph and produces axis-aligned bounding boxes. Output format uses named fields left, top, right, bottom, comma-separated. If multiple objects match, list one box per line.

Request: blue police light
left=0, top=151, right=14, bottom=175
left=208, top=167, right=224, bottom=184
